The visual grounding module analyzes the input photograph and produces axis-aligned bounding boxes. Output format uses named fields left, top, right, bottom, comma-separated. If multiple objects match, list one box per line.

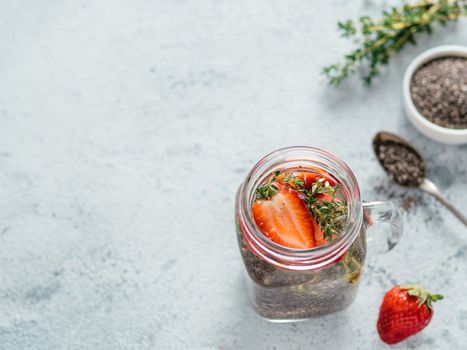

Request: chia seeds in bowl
left=410, top=56, right=467, bottom=130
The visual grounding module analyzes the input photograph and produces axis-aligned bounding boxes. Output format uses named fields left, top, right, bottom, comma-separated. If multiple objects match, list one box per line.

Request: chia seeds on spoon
left=410, top=56, right=467, bottom=129
left=374, top=141, right=425, bottom=187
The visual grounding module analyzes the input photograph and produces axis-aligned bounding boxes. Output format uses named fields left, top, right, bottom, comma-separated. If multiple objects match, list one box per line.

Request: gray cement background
left=0, top=1, right=466, bottom=349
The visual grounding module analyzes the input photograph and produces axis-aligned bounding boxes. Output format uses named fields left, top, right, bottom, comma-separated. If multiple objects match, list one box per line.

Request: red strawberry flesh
left=252, top=186, right=316, bottom=249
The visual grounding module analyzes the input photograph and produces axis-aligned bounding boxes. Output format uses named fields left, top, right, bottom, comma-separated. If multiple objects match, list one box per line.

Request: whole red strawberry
left=377, top=284, right=443, bottom=345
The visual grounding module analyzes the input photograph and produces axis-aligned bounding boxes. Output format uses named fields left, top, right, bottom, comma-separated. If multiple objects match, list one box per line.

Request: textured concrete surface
left=1, top=1, right=466, bottom=349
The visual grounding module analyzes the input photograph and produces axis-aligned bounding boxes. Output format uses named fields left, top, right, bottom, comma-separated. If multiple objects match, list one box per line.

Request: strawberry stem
left=399, top=284, right=444, bottom=310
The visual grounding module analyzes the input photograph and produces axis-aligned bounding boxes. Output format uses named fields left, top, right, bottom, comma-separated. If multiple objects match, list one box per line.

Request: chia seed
left=374, top=140, right=426, bottom=187
left=410, top=56, right=467, bottom=129
left=236, top=220, right=366, bottom=320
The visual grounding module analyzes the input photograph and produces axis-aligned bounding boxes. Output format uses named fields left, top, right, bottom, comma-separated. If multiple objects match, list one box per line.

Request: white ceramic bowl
left=402, top=45, right=467, bottom=145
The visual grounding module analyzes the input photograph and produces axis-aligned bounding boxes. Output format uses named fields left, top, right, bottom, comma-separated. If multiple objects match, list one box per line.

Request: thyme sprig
left=255, top=170, right=280, bottom=200
left=323, top=0, right=467, bottom=86
left=254, top=171, right=348, bottom=241
left=288, top=176, right=348, bottom=241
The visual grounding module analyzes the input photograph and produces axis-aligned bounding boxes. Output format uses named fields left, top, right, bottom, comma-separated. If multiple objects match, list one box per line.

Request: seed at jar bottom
left=249, top=268, right=361, bottom=320
left=237, top=227, right=366, bottom=320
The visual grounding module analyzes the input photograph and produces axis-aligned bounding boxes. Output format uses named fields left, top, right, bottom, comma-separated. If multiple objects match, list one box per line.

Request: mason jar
left=235, top=146, right=403, bottom=322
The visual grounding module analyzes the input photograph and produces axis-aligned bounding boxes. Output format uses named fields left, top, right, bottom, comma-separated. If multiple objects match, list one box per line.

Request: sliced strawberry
left=312, top=218, right=326, bottom=246
left=312, top=217, right=338, bottom=246
left=252, top=187, right=315, bottom=249
left=318, top=193, right=334, bottom=202
left=312, top=195, right=342, bottom=246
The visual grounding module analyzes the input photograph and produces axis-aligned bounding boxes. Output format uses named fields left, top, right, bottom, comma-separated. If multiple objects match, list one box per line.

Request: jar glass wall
left=235, top=146, right=402, bottom=321
left=235, top=219, right=366, bottom=320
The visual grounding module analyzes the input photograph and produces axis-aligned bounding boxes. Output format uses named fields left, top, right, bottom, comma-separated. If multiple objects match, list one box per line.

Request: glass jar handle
left=362, top=201, right=404, bottom=254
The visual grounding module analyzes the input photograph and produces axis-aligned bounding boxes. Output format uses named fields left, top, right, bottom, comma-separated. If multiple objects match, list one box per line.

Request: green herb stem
left=323, top=0, right=467, bottom=86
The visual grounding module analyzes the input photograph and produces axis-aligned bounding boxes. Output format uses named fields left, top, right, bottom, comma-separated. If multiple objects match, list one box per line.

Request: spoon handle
left=419, top=178, right=467, bottom=227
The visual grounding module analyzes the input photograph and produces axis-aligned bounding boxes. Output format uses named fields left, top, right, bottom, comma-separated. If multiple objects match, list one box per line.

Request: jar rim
left=237, top=146, right=363, bottom=271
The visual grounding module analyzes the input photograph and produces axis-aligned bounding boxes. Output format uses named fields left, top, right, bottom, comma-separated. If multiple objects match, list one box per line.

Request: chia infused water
left=235, top=219, right=366, bottom=320
left=235, top=147, right=403, bottom=321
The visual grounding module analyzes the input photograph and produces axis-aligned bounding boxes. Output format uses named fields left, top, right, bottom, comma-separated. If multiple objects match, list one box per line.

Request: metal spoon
left=373, top=131, right=467, bottom=226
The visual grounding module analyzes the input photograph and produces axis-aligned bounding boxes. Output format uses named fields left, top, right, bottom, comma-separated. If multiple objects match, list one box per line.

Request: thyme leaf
left=323, top=0, right=467, bottom=86
left=255, top=170, right=280, bottom=200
